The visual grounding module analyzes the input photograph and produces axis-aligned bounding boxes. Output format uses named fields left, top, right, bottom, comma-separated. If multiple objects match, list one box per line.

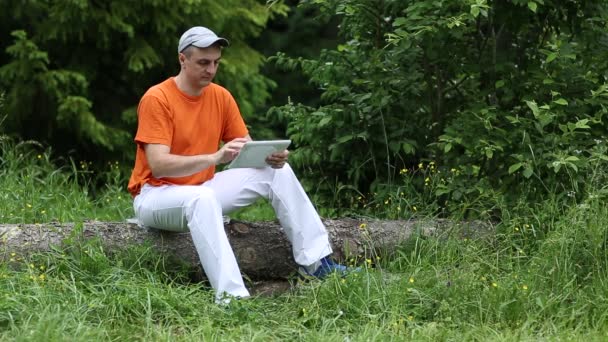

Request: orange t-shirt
left=127, top=78, right=248, bottom=197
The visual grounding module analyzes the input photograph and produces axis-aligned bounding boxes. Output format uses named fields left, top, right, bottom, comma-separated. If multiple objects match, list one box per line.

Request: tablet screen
left=227, top=140, right=291, bottom=169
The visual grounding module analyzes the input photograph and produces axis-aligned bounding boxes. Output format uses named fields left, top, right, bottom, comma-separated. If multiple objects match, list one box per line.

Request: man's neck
left=174, top=74, right=205, bottom=97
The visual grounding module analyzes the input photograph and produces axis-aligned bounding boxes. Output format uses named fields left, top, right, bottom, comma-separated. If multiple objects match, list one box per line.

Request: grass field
left=2, top=138, right=608, bottom=341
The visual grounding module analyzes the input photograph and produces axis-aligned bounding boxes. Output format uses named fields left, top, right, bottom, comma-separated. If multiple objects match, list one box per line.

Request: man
left=127, top=26, right=346, bottom=303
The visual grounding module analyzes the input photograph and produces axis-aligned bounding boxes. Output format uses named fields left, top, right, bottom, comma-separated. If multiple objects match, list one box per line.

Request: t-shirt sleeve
left=134, top=93, right=173, bottom=146
left=221, top=90, right=249, bottom=142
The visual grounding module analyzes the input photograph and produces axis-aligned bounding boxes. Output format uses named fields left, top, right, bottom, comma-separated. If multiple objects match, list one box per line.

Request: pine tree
left=0, top=0, right=288, bottom=161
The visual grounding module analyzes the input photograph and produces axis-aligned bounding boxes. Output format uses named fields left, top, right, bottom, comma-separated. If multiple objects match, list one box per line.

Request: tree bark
left=0, top=218, right=492, bottom=280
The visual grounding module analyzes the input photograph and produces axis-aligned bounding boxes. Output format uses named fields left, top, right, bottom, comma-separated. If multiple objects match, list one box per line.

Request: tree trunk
left=0, top=218, right=492, bottom=280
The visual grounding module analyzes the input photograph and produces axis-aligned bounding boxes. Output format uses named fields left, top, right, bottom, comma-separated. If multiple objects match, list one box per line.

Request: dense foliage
left=271, top=0, right=608, bottom=217
left=0, top=0, right=287, bottom=163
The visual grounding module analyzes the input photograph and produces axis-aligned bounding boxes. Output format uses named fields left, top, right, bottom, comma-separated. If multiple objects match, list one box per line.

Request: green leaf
left=335, top=135, right=354, bottom=144
left=389, top=141, right=401, bottom=153
left=528, top=2, right=537, bottom=12
left=318, top=116, right=332, bottom=127
left=506, top=115, right=520, bottom=123
left=574, top=119, right=590, bottom=129
left=523, top=167, right=534, bottom=178
left=485, top=148, right=494, bottom=159
left=402, top=142, right=416, bottom=154
left=508, top=162, right=523, bottom=174
left=526, top=100, right=539, bottom=116
left=393, top=17, right=408, bottom=27
left=546, top=53, right=558, bottom=63
left=470, top=6, right=480, bottom=18
left=553, top=98, right=568, bottom=106
left=552, top=161, right=562, bottom=173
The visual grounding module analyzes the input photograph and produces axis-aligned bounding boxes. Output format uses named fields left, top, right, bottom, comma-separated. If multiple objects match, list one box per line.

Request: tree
left=0, top=0, right=288, bottom=164
left=270, top=0, right=608, bottom=215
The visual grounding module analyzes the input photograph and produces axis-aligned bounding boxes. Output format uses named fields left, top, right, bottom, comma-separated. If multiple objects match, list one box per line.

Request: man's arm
left=144, top=137, right=248, bottom=178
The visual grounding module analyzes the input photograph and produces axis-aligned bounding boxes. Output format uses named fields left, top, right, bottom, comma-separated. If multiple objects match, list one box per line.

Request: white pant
left=132, top=164, right=332, bottom=301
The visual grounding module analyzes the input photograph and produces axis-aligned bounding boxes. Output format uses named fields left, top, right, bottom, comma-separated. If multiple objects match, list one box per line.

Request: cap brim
left=191, top=37, right=230, bottom=48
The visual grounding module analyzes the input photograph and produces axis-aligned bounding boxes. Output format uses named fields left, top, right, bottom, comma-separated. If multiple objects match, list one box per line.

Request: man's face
left=180, top=45, right=222, bottom=88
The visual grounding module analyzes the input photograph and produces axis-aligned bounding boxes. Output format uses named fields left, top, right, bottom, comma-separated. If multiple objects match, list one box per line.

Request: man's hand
left=215, top=138, right=248, bottom=164
left=266, top=149, right=289, bottom=169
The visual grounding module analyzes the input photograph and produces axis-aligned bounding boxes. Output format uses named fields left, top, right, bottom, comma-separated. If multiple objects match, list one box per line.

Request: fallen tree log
left=0, top=218, right=493, bottom=279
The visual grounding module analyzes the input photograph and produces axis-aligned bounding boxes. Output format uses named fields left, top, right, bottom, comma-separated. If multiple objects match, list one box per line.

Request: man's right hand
left=214, top=138, right=248, bottom=164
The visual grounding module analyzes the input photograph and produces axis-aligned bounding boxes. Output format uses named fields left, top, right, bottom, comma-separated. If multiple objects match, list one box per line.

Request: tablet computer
left=227, top=140, right=291, bottom=169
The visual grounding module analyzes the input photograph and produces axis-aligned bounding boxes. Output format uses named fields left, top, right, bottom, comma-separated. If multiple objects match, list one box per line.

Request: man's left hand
left=266, top=150, right=289, bottom=169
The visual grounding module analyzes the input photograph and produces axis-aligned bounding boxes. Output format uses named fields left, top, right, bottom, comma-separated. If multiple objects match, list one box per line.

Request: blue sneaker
left=299, top=257, right=349, bottom=279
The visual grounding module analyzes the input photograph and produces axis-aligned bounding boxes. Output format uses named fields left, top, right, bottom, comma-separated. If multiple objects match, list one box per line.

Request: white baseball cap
left=178, top=26, right=229, bottom=53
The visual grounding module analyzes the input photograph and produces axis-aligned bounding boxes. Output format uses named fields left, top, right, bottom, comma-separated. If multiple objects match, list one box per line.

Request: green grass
left=2, top=136, right=608, bottom=340
left=0, top=137, right=133, bottom=224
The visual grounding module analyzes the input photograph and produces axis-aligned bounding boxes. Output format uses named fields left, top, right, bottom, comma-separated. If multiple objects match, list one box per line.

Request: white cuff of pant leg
left=302, top=260, right=322, bottom=274
left=216, top=292, right=250, bottom=306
